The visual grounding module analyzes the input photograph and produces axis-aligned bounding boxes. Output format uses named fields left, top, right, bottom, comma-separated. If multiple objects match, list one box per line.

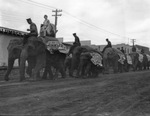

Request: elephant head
left=103, top=48, right=125, bottom=73
left=78, top=51, right=103, bottom=78
left=129, top=52, right=140, bottom=71
left=19, top=36, right=46, bottom=81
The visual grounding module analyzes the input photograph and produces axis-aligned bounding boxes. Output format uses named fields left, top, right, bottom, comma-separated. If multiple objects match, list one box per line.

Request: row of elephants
left=4, top=36, right=150, bottom=81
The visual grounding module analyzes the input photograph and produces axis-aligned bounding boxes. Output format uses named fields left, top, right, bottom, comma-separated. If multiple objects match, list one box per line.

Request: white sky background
left=0, top=0, right=150, bottom=47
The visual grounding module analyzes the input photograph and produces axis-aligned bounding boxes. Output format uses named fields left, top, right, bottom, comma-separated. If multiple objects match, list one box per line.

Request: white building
left=0, top=27, right=26, bottom=67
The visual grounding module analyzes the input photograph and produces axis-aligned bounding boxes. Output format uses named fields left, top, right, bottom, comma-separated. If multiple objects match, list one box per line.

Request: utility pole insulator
left=52, top=9, right=62, bottom=37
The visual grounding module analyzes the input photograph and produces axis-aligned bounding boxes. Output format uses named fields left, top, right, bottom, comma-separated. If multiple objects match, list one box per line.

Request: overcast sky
left=0, top=0, right=150, bottom=47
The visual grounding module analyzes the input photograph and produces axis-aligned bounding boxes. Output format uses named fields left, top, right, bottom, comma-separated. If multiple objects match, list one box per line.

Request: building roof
left=0, top=26, right=27, bottom=37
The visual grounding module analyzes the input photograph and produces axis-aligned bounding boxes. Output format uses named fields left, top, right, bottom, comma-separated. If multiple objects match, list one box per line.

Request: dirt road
left=0, top=70, right=150, bottom=116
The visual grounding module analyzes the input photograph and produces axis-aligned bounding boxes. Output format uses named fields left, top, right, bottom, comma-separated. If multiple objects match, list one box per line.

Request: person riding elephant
left=103, top=47, right=125, bottom=74
left=23, top=18, right=38, bottom=45
left=67, top=33, right=81, bottom=56
left=40, top=15, right=56, bottom=37
left=69, top=45, right=102, bottom=77
left=102, top=38, right=112, bottom=53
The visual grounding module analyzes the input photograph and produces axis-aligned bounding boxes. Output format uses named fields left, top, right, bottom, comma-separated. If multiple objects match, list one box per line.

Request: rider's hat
left=26, top=18, right=31, bottom=22
left=73, top=33, right=76, bottom=36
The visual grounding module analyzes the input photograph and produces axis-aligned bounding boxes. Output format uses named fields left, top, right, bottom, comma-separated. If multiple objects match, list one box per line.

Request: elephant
left=42, top=49, right=67, bottom=79
left=78, top=51, right=103, bottom=78
left=19, top=36, right=47, bottom=81
left=142, top=53, right=149, bottom=70
left=4, top=39, right=23, bottom=81
left=123, top=54, right=133, bottom=72
left=129, top=52, right=143, bottom=71
left=103, top=47, right=125, bottom=74
left=4, top=38, right=38, bottom=81
left=69, top=45, right=102, bottom=77
left=146, top=54, right=150, bottom=69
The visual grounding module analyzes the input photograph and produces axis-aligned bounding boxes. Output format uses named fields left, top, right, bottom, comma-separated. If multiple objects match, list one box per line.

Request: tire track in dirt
left=0, top=79, right=111, bottom=115
left=1, top=71, right=150, bottom=115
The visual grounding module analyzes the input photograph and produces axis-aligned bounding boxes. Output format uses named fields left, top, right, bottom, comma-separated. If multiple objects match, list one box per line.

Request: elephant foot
left=4, top=77, right=9, bottom=81
left=20, top=77, right=26, bottom=82
left=69, top=74, right=73, bottom=78
left=28, top=78, right=37, bottom=82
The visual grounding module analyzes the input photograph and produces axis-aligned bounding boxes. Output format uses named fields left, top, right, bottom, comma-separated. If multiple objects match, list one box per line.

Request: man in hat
left=67, top=33, right=81, bottom=56
left=23, top=18, right=38, bottom=45
left=26, top=18, right=38, bottom=37
left=121, top=47, right=125, bottom=54
left=73, top=33, right=81, bottom=46
left=102, top=38, right=112, bottom=53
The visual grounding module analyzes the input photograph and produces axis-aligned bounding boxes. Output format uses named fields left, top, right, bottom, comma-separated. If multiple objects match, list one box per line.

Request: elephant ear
left=7, top=39, right=23, bottom=50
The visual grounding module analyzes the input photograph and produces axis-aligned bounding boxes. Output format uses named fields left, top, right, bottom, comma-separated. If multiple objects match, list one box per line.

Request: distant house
left=0, top=26, right=27, bottom=67
left=135, top=45, right=150, bottom=55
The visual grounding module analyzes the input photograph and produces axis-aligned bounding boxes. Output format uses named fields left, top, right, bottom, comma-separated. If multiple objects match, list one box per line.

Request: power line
left=16, top=0, right=55, bottom=10
left=63, top=11, right=129, bottom=39
left=4, top=0, right=131, bottom=41
left=17, top=0, right=129, bottom=39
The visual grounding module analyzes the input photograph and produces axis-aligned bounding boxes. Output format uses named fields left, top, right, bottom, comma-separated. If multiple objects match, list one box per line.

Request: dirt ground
left=0, top=69, right=150, bottom=116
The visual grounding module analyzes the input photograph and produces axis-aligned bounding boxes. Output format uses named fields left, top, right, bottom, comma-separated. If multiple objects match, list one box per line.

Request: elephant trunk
left=19, top=49, right=28, bottom=81
left=4, top=58, right=15, bottom=81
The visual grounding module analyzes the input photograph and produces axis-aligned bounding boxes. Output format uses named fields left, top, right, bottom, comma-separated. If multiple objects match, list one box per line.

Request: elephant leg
left=42, top=67, right=48, bottom=79
left=26, top=57, right=35, bottom=77
left=85, top=63, right=92, bottom=78
left=103, top=58, right=109, bottom=74
left=70, top=56, right=78, bottom=77
left=4, top=58, right=15, bottom=81
left=48, top=67, right=54, bottom=79
left=32, top=54, right=45, bottom=80
left=20, top=48, right=28, bottom=81
left=58, top=62, right=66, bottom=78
left=113, top=59, right=118, bottom=73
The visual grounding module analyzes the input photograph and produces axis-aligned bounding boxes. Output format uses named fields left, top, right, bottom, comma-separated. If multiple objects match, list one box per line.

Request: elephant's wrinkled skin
left=69, top=46, right=102, bottom=77
left=64, top=56, right=72, bottom=72
left=4, top=39, right=22, bottom=81
left=42, top=49, right=66, bottom=79
left=4, top=39, right=37, bottom=81
left=129, top=52, right=142, bottom=71
left=19, top=37, right=46, bottom=81
left=78, top=52, right=103, bottom=78
left=103, top=48, right=124, bottom=73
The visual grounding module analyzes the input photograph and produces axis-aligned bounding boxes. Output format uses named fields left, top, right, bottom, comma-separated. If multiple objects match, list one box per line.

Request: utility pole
left=131, top=39, right=136, bottom=46
left=52, top=9, right=62, bottom=37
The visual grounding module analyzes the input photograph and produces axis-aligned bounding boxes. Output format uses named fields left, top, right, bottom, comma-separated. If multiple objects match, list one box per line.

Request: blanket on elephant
left=113, top=48, right=125, bottom=64
left=90, top=52, right=103, bottom=66
left=138, top=53, right=143, bottom=63
left=104, top=48, right=125, bottom=64
left=126, top=54, right=132, bottom=65
left=40, top=36, right=60, bottom=51
left=146, top=54, right=150, bottom=61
